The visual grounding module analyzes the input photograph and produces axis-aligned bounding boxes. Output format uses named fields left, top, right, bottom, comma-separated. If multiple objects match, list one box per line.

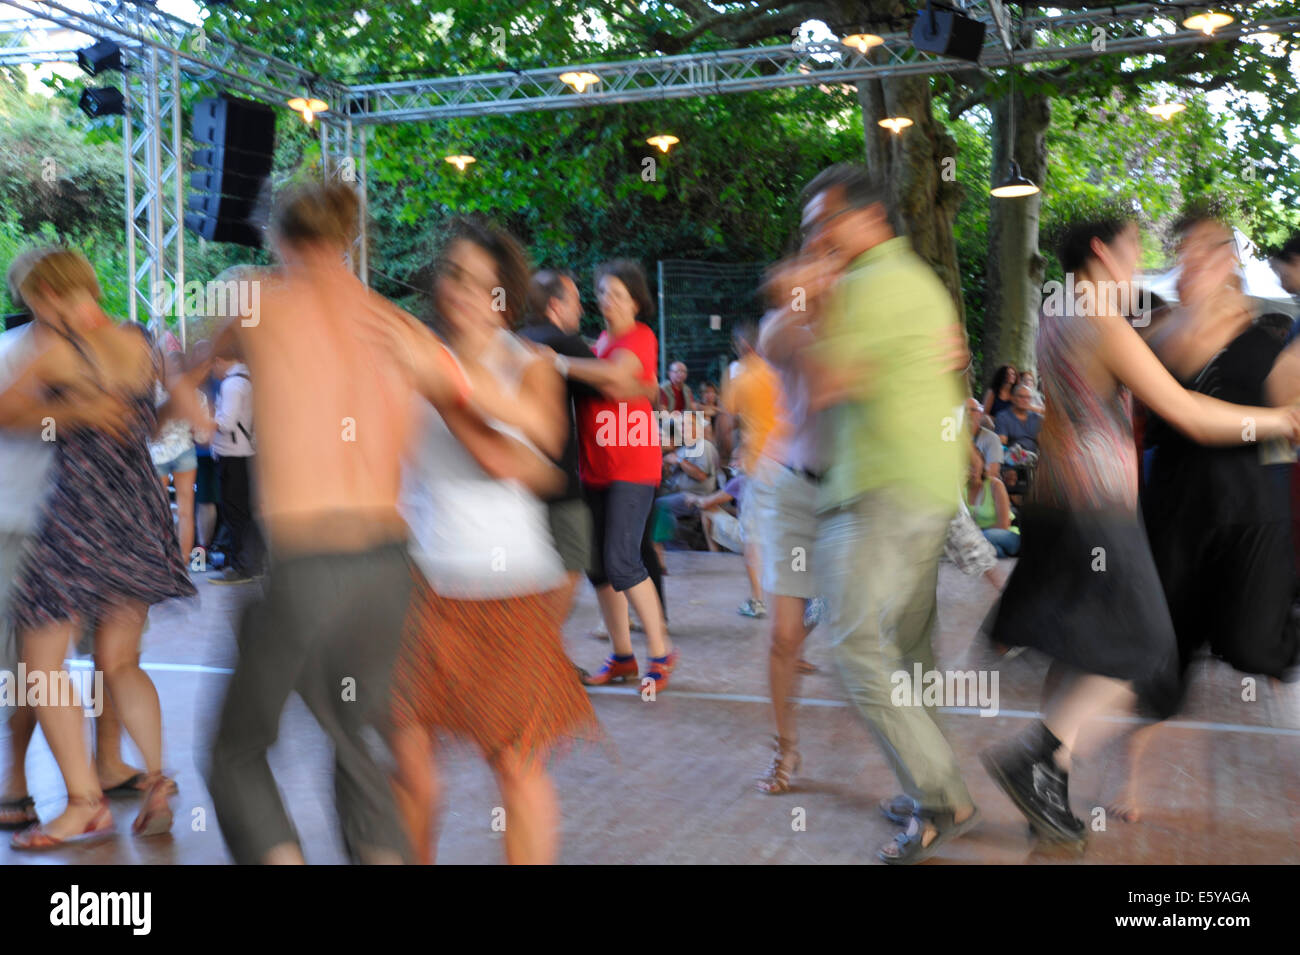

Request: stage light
left=79, top=86, right=125, bottom=118
left=646, top=134, right=679, bottom=153
left=990, top=160, right=1039, bottom=198
left=841, top=33, right=884, bottom=54
left=1145, top=102, right=1186, bottom=120
left=1183, top=10, right=1234, bottom=35
left=560, top=71, right=599, bottom=93
left=878, top=117, right=913, bottom=133
left=76, top=39, right=122, bottom=76
left=287, top=96, right=329, bottom=123
left=445, top=155, right=476, bottom=171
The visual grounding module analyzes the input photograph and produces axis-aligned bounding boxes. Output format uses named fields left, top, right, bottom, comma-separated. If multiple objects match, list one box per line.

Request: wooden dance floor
left=2, top=550, right=1297, bottom=865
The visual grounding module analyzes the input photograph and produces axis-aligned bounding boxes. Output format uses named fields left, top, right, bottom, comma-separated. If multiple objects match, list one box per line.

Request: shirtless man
left=205, top=183, right=467, bottom=865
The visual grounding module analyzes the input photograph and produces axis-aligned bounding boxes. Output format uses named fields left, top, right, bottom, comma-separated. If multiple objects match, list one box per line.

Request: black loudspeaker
left=79, top=86, right=125, bottom=118
left=76, top=39, right=122, bottom=76
left=911, top=4, right=987, bottom=63
left=184, top=94, right=276, bottom=248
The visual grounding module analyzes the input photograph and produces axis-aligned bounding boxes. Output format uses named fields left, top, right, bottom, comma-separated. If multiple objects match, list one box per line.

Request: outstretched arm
left=1098, top=310, right=1300, bottom=445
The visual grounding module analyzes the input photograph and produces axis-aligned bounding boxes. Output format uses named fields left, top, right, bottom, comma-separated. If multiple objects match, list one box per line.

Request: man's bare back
left=235, top=259, right=420, bottom=555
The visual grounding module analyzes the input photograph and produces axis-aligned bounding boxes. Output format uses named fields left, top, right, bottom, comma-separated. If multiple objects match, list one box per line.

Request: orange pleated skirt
left=391, top=581, right=599, bottom=762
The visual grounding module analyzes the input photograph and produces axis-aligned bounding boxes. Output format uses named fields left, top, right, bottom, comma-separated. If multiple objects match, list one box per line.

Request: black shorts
left=583, top=481, right=656, bottom=592
left=195, top=455, right=219, bottom=504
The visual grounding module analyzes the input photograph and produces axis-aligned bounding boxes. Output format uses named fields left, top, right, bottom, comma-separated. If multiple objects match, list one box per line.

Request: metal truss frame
left=0, top=0, right=1296, bottom=310
left=341, top=4, right=1300, bottom=123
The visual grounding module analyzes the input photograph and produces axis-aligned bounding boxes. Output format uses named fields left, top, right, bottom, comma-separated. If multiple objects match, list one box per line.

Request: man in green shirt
left=799, top=163, right=978, bottom=864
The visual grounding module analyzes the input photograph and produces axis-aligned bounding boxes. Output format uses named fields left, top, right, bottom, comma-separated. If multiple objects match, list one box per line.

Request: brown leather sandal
left=0, top=795, right=39, bottom=830
left=10, top=795, right=114, bottom=850
left=132, top=774, right=175, bottom=837
left=755, top=736, right=801, bottom=795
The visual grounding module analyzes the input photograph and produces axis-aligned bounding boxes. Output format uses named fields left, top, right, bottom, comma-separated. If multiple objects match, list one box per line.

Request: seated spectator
left=966, top=396, right=1002, bottom=479
left=659, top=359, right=695, bottom=413
left=995, top=382, right=1043, bottom=455
left=1017, top=370, right=1046, bottom=414
left=982, top=364, right=1017, bottom=419
left=966, top=464, right=1020, bottom=558
left=654, top=413, right=720, bottom=545
left=696, top=380, right=722, bottom=448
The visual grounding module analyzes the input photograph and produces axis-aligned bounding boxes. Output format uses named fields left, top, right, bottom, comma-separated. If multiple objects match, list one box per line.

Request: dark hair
left=800, top=162, right=898, bottom=231
left=1273, top=234, right=1300, bottom=264
left=1172, top=196, right=1235, bottom=245
left=272, top=182, right=360, bottom=249
left=1057, top=213, right=1136, bottom=274
left=526, top=268, right=576, bottom=324
left=594, top=259, right=655, bottom=322
left=433, top=215, right=531, bottom=331
left=1257, top=312, right=1293, bottom=344
left=989, top=364, right=1016, bottom=394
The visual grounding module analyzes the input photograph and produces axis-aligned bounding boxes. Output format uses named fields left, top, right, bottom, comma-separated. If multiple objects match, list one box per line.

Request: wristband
left=553, top=353, right=570, bottom=379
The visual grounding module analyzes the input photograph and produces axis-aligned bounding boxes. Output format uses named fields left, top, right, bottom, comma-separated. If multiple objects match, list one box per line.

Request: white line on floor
left=64, top=659, right=1300, bottom=738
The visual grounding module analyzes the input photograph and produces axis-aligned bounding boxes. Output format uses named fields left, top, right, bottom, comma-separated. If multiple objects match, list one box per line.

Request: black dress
left=1142, top=323, right=1300, bottom=690
left=985, top=307, right=1182, bottom=717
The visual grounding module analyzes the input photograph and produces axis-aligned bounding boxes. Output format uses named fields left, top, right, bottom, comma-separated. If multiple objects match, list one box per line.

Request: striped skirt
left=391, top=581, right=599, bottom=762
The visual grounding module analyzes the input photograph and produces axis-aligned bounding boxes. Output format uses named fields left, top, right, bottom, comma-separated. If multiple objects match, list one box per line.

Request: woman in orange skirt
left=391, top=216, right=597, bottom=864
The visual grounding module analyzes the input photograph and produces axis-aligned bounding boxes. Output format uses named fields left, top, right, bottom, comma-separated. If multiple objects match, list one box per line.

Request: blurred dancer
left=799, top=164, right=976, bottom=864
left=578, top=260, right=677, bottom=689
left=980, top=211, right=1300, bottom=846
left=205, top=184, right=465, bottom=864
left=209, top=345, right=260, bottom=583
left=390, top=219, right=597, bottom=865
left=0, top=257, right=55, bottom=832
left=0, top=249, right=198, bottom=848
left=1111, top=216, right=1300, bottom=819
left=750, top=247, right=839, bottom=795
left=149, top=348, right=212, bottom=564
left=722, top=320, right=783, bottom=620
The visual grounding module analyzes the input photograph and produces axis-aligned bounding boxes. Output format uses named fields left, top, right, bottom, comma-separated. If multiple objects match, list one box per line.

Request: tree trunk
left=984, top=84, right=1049, bottom=382
left=856, top=74, right=966, bottom=328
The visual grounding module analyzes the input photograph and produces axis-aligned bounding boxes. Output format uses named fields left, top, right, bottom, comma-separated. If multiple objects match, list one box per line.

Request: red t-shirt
left=577, top=322, right=661, bottom=488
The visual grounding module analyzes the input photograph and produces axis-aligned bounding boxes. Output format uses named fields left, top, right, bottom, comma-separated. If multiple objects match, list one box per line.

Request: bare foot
left=795, top=658, right=818, bottom=674
left=28, top=798, right=108, bottom=842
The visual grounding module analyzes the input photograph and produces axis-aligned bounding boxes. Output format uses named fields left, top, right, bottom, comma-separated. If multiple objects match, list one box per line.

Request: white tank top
left=401, top=331, right=564, bottom=599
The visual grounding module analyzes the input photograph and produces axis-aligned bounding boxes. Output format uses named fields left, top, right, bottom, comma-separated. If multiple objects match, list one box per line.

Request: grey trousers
left=207, top=540, right=415, bottom=864
left=0, top=530, right=27, bottom=725
left=818, top=490, right=972, bottom=813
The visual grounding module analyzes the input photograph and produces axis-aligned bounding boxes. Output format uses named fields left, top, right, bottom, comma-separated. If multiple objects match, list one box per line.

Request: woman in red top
left=578, top=260, right=678, bottom=689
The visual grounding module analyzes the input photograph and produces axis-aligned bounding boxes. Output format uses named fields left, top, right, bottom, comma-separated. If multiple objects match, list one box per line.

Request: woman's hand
left=1258, top=406, right=1300, bottom=444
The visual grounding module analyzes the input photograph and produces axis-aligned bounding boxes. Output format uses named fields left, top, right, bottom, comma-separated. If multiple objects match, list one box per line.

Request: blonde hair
left=10, top=247, right=101, bottom=305
left=271, top=182, right=359, bottom=250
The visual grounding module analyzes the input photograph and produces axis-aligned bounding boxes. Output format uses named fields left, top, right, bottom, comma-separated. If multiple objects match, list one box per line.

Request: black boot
left=981, top=722, right=1086, bottom=845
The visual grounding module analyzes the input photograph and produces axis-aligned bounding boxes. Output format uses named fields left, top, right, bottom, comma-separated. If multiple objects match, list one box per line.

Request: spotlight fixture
left=76, top=39, right=122, bottom=76
left=559, top=71, right=599, bottom=93
left=79, top=86, right=125, bottom=118
left=841, top=33, right=884, bottom=54
left=646, top=134, right=679, bottom=153
left=1145, top=102, right=1186, bottom=120
left=878, top=117, right=913, bottom=133
left=287, top=96, right=329, bottom=124
left=1183, top=9, right=1234, bottom=35
left=445, top=155, right=476, bottom=171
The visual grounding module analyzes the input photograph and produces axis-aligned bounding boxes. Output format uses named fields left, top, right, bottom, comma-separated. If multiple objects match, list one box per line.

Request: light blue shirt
left=0, top=325, right=56, bottom=534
